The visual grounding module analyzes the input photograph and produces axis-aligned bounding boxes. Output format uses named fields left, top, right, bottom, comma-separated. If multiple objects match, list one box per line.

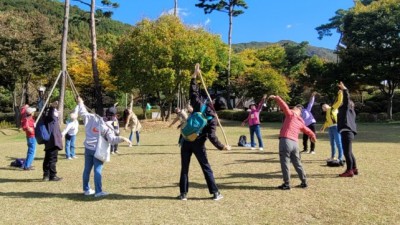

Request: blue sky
left=69, top=0, right=354, bottom=50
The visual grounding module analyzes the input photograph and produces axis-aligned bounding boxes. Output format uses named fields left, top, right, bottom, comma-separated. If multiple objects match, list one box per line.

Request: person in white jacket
left=74, top=97, right=131, bottom=197
left=61, top=112, right=79, bottom=159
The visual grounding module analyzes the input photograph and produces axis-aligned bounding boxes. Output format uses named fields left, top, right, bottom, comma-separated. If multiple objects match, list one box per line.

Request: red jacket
left=275, top=96, right=315, bottom=142
left=22, top=116, right=35, bottom=138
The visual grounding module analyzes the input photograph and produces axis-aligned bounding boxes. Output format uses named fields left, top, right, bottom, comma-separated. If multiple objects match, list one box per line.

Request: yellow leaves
left=68, top=42, right=116, bottom=92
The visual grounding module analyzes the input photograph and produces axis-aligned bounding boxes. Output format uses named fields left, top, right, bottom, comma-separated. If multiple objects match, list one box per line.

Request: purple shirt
left=301, top=95, right=316, bottom=126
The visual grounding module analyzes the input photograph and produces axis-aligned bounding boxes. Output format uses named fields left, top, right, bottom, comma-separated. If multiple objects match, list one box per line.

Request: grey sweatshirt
left=75, top=102, right=124, bottom=151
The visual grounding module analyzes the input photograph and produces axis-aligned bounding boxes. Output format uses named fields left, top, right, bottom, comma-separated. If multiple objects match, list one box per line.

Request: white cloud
left=163, top=8, right=189, bottom=17
left=205, top=18, right=211, bottom=26
left=286, top=24, right=292, bottom=29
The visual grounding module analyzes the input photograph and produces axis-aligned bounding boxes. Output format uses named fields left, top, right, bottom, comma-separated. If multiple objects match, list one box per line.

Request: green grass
left=1, top=121, right=399, bottom=224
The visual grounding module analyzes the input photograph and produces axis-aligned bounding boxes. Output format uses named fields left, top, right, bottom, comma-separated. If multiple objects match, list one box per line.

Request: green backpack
left=181, top=101, right=212, bottom=142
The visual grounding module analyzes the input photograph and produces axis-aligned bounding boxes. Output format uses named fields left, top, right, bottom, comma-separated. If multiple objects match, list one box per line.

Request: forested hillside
left=233, top=40, right=337, bottom=62
left=0, top=0, right=131, bottom=51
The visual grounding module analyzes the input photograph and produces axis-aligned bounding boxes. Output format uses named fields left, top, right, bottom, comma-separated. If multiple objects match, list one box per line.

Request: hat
left=26, top=107, right=36, bottom=115
left=106, top=107, right=117, bottom=116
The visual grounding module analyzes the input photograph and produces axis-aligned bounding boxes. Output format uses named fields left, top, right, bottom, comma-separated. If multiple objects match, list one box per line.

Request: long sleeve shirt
left=22, top=115, right=35, bottom=138
left=190, top=78, right=224, bottom=150
left=322, top=91, right=343, bottom=131
left=275, top=96, right=316, bottom=142
left=243, top=98, right=264, bottom=126
left=75, top=102, right=124, bottom=151
left=301, top=95, right=316, bottom=126
left=170, top=110, right=188, bottom=127
left=337, top=89, right=357, bottom=134
left=61, top=120, right=79, bottom=136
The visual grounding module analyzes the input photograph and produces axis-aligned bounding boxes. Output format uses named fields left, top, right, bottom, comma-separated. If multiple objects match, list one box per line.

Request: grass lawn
left=0, top=120, right=399, bottom=224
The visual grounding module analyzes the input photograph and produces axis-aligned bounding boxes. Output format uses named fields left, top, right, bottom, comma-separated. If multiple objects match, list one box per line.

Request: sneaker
left=67, top=157, right=72, bottom=160
left=339, top=170, right=354, bottom=177
left=309, top=151, right=315, bottom=154
left=352, top=168, right=359, bottom=175
left=43, top=176, right=49, bottom=181
left=23, top=166, right=35, bottom=171
left=250, top=147, right=255, bottom=150
left=297, top=182, right=308, bottom=189
left=177, top=193, right=187, bottom=200
left=326, top=157, right=335, bottom=162
left=212, top=192, right=223, bottom=201
left=301, top=150, right=308, bottom=153
left=259, top=148, right=264, bottom=151
left=137, top=143, right=140, bottom=146
left=111, top=151, right=115, bottom=154
left=72, top=156, right=78, bottom=159
left=94, top=192, right=109, bottom=197
left=84, top=189, right=95, bottom=196
left=114, top=151, right=119, bottom=154
left=278, top=183, right=291, bottom=190
left=129, top=143, right=132, bottom=147
left=49, top=176, right=63, bottom=181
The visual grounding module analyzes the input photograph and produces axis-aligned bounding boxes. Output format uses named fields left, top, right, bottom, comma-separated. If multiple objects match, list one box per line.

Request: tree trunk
left=90, top=0, right=104, bottom=116
left=13, top=91, right=21, bottom=128
left=226, top=8, right=233, bottom=109
left=174, top=0, right=178, bottom=16
left=387, top=94, right=393, bottom=120
left=59, top=0, right=70, bottom=124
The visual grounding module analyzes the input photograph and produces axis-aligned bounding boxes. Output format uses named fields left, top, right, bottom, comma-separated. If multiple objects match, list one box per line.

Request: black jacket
left=190, top=78, right=224, bottom=150
left=44, top=106, right=63, bottom=151
left=337, top=89, right=357, bottom=134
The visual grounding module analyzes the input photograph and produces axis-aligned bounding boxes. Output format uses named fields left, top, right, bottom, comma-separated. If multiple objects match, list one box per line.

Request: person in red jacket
left=21, top=106, right=37, bottom=170
left=269, top=95, right=317, bottom=190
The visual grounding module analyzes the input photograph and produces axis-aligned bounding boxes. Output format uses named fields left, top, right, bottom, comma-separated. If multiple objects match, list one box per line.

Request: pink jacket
left=275, top=96, right=316, bottom=142
left=243, top=98, right=264, bottom=126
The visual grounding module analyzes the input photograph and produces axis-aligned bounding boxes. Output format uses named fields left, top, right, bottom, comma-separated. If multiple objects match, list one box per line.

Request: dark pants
left=341, top=131, right=357, bottom=171
left=179, top=139, right=218, bottom=195
left=302, top=123, right=316, bottom=151
left=43, top=148, right=59, bottom=178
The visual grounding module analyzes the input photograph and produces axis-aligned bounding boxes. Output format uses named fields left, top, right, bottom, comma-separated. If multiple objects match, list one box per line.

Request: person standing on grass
left=268, top=95, right=317, bottom=190
left=21, top=106, right=37, bottom=170
left=337, top=82, right=358, bottom=177
left=300, top=92, right=317, bottom=154
left=320, top=90, right=344, bottom=163
left=42, top=101, right=63, bottom=181
left=105, top=105, right=120, bottom=154
left=241, top=95, right=267, bottom=151
left=178, top=63, right=231, bottom=201
left=124, top=95, right=142, bottom=147
left=75, top=97, right=131, bottom=197
left=61, top=112, right=79, bottom=160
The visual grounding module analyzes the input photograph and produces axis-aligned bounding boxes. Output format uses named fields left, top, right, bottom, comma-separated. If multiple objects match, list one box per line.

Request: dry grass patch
left=0, top=121, right=399, bottom=224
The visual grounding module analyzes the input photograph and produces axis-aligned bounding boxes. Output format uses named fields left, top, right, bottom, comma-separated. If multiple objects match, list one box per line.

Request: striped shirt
left=275, top=96, right=316, bottom=142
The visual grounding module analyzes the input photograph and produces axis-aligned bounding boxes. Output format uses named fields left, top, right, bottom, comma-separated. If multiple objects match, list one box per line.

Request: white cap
left=26, top=107, right=36, bottom=115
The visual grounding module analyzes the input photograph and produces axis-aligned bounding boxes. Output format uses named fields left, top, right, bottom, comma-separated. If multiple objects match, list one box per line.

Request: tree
left=110, top=15, right=227, bottom=120
left=72, top=0, right=119, bottom=115
left=196, top=0, right=248, bottom=109
left=0, top=11, right=59, bottom=126
left=59, top=0, right=71, bottom=124
left=317, top=0, right=400, bottom=119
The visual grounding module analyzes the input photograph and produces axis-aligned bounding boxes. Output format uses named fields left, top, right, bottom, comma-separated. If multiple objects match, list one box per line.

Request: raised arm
left=256, top=95, right=267, bottom=112
left=332, top=90, right=343, bottom=110
left=306, top=92, right=316, bottom=112
left=75, top=97, right=96, bottom=123
left=269, top=95, right=292, bottom=116
left=189, top=64, right=203, bottom=112
left=338, top=82, right=349, bottom=110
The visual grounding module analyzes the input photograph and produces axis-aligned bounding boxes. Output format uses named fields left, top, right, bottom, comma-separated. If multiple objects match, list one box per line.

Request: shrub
left=0, top=113, right=15, bottom=123
left=377, top=113, right=388, bottom=122
left=218, top=110, right=284, bottom=122
left=392, top=112, right=400, bottom=121
left=357, top=113, right=377, bottom=122
left=0, top=120, right=13, bottom=129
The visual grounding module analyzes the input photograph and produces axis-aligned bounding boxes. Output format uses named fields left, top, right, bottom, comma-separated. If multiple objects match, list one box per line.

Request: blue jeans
left=129, top=131, right=140, bottom=144
left=65, top=134, right=76, bottom=158
left=24, top=137, right=36, bottom=168
left=328, top=125, right=343, bottom=160
left=83, top=148, right=104, bottom=194
left=249, top=125, right=263, bottom=148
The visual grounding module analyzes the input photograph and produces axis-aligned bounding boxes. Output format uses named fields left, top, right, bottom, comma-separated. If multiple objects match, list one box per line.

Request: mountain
left=233, top=40, right=338, bottom=62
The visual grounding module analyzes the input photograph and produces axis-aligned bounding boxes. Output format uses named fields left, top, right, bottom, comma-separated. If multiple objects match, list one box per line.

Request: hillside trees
left=317, top=0, right=400, bottom=119
left=110, top=15, right=227, bottom=120
left=0, top=11, right=59, bottom=126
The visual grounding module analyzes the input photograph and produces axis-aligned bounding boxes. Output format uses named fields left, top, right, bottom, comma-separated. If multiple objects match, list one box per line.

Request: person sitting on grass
left=268, top=95, right=317, bottom=190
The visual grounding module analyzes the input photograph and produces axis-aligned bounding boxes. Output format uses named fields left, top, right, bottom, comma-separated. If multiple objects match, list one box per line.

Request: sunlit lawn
left=0, top=120, right=399, bottom=224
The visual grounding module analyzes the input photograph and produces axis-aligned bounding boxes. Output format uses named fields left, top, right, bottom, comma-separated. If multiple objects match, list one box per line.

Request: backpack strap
left=200, top=99, right=213, bottom=120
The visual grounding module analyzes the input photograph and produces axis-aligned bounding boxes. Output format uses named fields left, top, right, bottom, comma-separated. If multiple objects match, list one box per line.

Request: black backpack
left=238, top=135, right=247, bottom=147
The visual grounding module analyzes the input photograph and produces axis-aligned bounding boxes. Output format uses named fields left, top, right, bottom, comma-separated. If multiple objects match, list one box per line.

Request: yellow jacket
left=322, top=90, right=343, bottom=131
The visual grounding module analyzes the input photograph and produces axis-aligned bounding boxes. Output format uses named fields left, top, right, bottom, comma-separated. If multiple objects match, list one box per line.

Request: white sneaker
left=83, top=189, right=95, bottom=196
left=250, top=147, right=255, bottom=150
left=94, top=191, right=109, bottom=197
left=129, top=143, right=132, bottom=147
left=259, top=148, right=264, bottom=151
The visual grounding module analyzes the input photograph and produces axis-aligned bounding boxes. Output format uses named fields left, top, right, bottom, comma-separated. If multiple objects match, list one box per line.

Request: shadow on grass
left=0, top=178, right=44, bottom=183
left=0, top=191, right=178, bottom=201
left=225, top=158, right=280, bottom=166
